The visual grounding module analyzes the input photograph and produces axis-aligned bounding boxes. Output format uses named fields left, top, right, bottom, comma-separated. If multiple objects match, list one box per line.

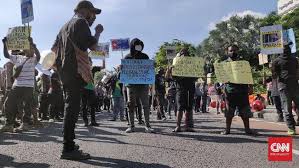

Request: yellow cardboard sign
left=6, top=26, right=31, bottom=50
left=214, top=61, right=253, bottom=84
left=172, top=57, right=204, bottom=77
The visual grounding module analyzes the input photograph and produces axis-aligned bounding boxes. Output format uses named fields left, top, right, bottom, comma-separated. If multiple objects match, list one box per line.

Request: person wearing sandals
left=221, top=45, right=255, bottom=135
left=52, top=0, right=104, bottom=160
left=166, top=48, right=197, bottom=132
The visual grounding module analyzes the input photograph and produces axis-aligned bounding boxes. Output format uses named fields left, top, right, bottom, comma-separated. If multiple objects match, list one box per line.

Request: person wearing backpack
left=1, top=37, right=40, bottom=133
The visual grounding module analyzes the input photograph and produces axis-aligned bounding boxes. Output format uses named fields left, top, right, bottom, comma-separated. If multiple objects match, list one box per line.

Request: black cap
left=74, top=0, right=101, bottom=14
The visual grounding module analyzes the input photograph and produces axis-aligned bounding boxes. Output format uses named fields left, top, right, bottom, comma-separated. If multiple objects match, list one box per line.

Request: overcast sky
left=0, top=0, right=277, bottom=70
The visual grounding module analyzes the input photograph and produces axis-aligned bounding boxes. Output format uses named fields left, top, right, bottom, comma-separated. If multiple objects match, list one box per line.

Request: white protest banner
left=89, top=42, right=110, bottom=59
left=21, top=0, right=34, bottom=24
left=165, top=46, right=176, bottom=59
left=260, top=25, right=284, bottom=55
left=258, top=54, right=268, bottom=65
left=6, top=26, right=31, bottom=50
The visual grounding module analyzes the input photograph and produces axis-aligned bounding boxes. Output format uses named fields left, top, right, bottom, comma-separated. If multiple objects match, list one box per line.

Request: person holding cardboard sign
left=1, top=36, right=40, bottom=133
left=221, top=45, right=255, bottom=135
left=51, top=0, right=103, bottom=160
left=123, top=38, right=155, bottom=134
left=166, top=48, right=197, bottom=132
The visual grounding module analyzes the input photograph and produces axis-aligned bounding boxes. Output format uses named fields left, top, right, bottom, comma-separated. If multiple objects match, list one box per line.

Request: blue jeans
left=112, top=97, right=124, bottom=119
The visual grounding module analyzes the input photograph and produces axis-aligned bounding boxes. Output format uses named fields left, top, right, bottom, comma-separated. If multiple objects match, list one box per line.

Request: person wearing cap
left=51, top=0, right=104, bottom=160
left=272, top=43, right=299, bottom=135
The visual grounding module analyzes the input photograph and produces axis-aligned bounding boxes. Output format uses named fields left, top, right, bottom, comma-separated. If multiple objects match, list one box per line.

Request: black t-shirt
left=53, top=17, right=97, bottom=84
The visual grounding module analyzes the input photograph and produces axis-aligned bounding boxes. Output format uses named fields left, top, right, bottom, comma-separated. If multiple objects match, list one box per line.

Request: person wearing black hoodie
left=272, top=43, right=299, bottom=135
left=166, top=48, right=197, bottom=132
left=124, top=38, right=154, bottom=133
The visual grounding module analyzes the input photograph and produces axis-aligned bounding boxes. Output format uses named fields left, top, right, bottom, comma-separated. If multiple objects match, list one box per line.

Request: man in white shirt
left=1, top=37, right=40, bottom=133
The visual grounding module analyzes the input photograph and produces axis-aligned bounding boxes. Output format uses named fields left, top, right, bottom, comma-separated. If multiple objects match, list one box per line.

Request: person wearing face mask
left=51, top=0, right=104, bottom=160
left=272, top=43, right=299, bottom=135
left=123, top=38, right=155, bottom=133
left=221, top=45, right=255, bottom=135
left=1, top=37, right=40, bottom=133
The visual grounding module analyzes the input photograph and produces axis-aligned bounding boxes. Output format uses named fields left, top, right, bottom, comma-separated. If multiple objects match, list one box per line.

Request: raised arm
left=2, top=37, right=10, bottom=59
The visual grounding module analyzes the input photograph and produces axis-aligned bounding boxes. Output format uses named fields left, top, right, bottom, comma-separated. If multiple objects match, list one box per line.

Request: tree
left=280, top=8, right=299, bottom=52
left=200, top=15, right=262, bottom=68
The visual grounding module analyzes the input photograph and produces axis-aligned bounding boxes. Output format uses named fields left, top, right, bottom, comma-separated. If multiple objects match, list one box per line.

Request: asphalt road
left=0, top=110, right=299, bottom=168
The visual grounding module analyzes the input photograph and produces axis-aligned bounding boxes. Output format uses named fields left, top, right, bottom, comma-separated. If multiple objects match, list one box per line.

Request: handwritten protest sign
left=120, top=59, right=155, bottom=84
left=6, top=26, right=31, bottom=50
left=172, top=57, right=204, bottom=77
left=21, top=0, right=34, bottom=24
left=260, top=25, right=284, bottom=55
left=165, top=46, right=176, bottom=59
left=214, top=61, right=253, bottom=84
left=258, top=53, right=268, bottom=65
left=89, top=42, right=110, bottom=59
left=283, top=28, right=297, bottom=54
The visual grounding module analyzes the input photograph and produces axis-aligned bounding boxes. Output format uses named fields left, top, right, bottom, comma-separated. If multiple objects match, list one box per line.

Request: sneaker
left=125, top=127, right=135, bottom=133
left=120, top=118, right=126, bottom=122
left=145, top=126, right=155, bottom=133
left=60, top=149, right=91, bottom=160
left=169, top=115, right=172, bottom=119
left=162, top=117, right=167, bottom=121
left=54, top=117, right=63, bottom=122
left=172, top=126, right=181, bottom=133
left=49, top=119, right=55, bottom=123
left=288, top=129, right=296, bottom=136
left=220, top=129, right=230, bottom=135
left=14, top=123, right=30, bottom=132
left=0, top=124, right=14, bottom=133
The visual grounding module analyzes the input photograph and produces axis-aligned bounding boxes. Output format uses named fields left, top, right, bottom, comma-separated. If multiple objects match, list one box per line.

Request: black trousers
left=81, top=89, right=97, bottom=123
left=49, top=91, right=64, bottom=119
left=63, top=80, right=83, bottom=152
left=39, top=93, right=49, bottom=119
left=4, top=86, right=33, bottom=125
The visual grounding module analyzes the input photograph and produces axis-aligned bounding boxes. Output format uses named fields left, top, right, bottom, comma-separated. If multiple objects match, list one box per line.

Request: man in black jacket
left=272, top=43, right=299, bottom=135
left=124, top=38, right=154, bottom=133
left=51, top=0, right=103, bottom=160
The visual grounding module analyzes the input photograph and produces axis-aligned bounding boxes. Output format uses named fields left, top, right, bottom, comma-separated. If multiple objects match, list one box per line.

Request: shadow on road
left=0, top=154, right=50, bottom=168
left=80, top=156, right=171, bottom=168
